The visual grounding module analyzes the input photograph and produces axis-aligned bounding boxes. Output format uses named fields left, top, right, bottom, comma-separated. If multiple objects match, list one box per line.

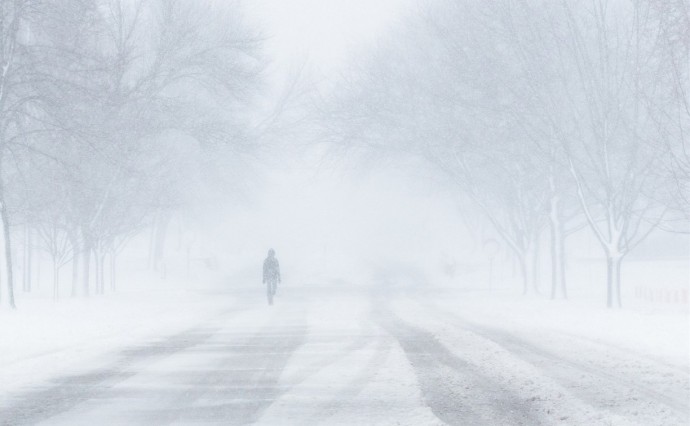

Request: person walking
left=263, top=249, right=281, bottom=305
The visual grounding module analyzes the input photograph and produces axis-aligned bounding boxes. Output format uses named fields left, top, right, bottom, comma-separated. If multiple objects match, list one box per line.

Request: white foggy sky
left=233, top=0, right=473, bottom=273
left=245, top=0, right=415, bottom=75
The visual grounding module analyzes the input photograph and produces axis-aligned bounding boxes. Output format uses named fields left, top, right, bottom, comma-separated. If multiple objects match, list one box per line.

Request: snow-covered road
left=1, top=285, right=688, bottom=425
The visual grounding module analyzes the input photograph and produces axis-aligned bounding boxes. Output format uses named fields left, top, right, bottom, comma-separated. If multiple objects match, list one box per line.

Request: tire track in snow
left=375, top=303, right=546, bottom=426
left=142, top=321, right=309, bottom=425
left=300, top=336, right=393, bottom=425
left=0, top=322, right=226, bottom=426
left=0, top=306, right=287, bottom=426
left=250, top=331, right=376, bottom=424
left=464, top=322, right=690, bottom=423
left=273, top=322, right=375, bottom=390
left=424, top=302, right=690, bottom=425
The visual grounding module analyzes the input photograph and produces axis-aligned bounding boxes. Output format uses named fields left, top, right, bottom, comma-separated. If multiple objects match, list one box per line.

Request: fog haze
left=0, top=1, right=688, bottom=425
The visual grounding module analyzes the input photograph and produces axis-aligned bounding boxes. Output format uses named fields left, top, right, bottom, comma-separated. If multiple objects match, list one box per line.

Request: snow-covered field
left=1, top=280, right=688, bottom=425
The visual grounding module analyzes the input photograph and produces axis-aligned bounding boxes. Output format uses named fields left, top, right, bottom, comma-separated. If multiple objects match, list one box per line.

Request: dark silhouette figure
left=263, top=249, right=281, bottom=305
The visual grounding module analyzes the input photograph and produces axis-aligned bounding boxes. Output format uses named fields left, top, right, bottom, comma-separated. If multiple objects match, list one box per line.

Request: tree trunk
left=153, top=213, right=170, bottom=272
left=71, top=253, right=79, bottom=297
left=518, top=248, right=536, bottom=295
left=70, top=230, right=79, bottom=297
left=550, top=221, right=558, bottom=299
left=23, top=225, right=31, bottom=292
left=98, top=251, right=106, bottom=294
left=52, top=256, right=59, bottom=301
left=93, top=248, right=101, bottom=295
left=110, top=249, right=116, bottom=292
left=519, top=254, right=528, bottom=294
left=0, top=195, right=15, bottom=309
left=606, top=255, right=623, bottom=308
left=513, top=240, right=539, bottom=294
left=615, top=256, right=623, bottom=308
left=559, top=231, right=567, bottom=299
left=186, top=243, right=192, bottom=279
left=148, top=213, right=171, bottom=271
left=34, top=247, right=39, bottom=290
left=82, top=237, right=91, bottom=297
left=71, top=256, right=79, bottom=297
left=532, top=238, right=541, bottom=294
left=148, top=219, right=156, bottom=270
left=548, top=195, right=566, bottom=299
left=0, top=152, right=15, bottom=308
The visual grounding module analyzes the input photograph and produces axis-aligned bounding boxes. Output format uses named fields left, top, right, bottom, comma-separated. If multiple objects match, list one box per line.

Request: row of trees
left=0, top=0, right=263, bottom=308
left=325, top=0, right=689, bottom=307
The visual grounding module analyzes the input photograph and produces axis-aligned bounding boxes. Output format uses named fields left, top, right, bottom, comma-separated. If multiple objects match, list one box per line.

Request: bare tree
left=324, top=0, right=680, bottom=307
left=544, top=1, right=671, bottom=307
left=0, top=0, right=49, bottom=309
left=647, top=0, right=690, bottom=222
left=0, top=0, right=264, bottom=304
left=323, top=1, right=554, bottom=293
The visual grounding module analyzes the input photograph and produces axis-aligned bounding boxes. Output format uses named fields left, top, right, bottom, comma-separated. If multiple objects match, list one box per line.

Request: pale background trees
left=0, top=0, right=264, bottom=307
left=323, top=0, right=687, bottom=307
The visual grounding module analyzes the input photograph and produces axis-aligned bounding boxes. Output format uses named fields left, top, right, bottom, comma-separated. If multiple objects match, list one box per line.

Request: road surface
left=1, top=285, right=688, bottom=425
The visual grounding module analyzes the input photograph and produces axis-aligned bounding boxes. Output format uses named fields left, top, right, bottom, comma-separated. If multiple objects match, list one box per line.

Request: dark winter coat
left=263, top=256, right=281, bottom=284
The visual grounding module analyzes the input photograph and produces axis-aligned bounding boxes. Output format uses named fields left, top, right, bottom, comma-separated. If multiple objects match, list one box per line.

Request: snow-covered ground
left=0, top=289, right=234, bottom=402
left=1, top=280, right=688, bottom=425
left=389, top=287, right=689, bottom=425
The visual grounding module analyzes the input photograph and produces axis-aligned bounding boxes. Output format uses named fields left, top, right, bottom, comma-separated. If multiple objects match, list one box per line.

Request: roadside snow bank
left=428, top=290, right=689, bottom=368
